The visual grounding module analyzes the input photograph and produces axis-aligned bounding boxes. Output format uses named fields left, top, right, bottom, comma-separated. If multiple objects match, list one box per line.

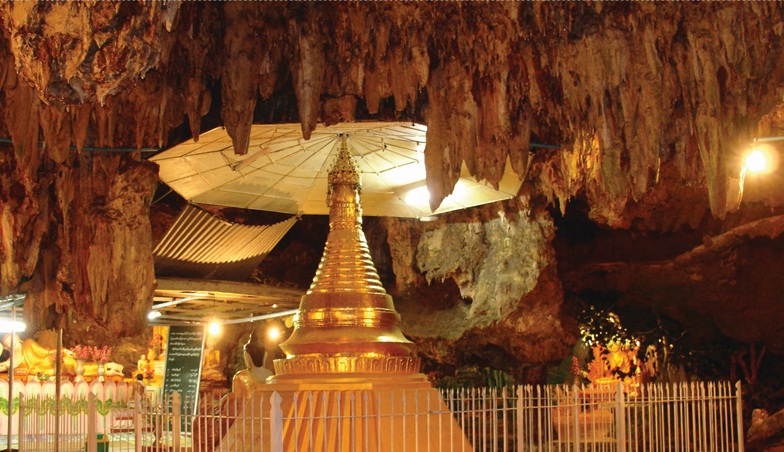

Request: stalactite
left=0, top=1, right=782, bottom=352
left=40, top=105, right=71, bottom=164
left=321, top=96, right=357, bottom=126
left=256, top=10, right=286, bottom=102
left=0, top=2, right=779, bottom=223
left=71, top=103, right=92, bottom=153
left=220, top=2, right=262, bottom=155
left=4, top=81, right=40, bottom=171
left=176, top=3, right=219, bottom=142
left=95, top=96, right=117, bottom=149
left=288, top=8, right=325, bottom=141
left=361, top=11, right=391, bottom=115
left=425, top=60, right=478, bottom=212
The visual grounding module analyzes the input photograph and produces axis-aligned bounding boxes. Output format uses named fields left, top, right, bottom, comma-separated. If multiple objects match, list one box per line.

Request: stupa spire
left=275, top=134, right=419, bottom=377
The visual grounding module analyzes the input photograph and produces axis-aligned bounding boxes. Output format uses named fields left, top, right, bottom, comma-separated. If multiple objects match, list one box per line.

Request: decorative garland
left=0, top=396, right=127, bottom=417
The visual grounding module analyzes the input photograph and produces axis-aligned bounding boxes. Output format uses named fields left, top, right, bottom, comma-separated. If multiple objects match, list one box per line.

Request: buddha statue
left=202, top=334, right=227, bottom=381
left=137, top=354, right=150, bottom=376
left=0, top=334, right=22, bottom=373
left=0, top=333, right=77, bottom=376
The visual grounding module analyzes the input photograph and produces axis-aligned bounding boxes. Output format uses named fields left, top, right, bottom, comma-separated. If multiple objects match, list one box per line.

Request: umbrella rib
left=246, top=129, right=324, bottom=167
left=356, top=135, right=425, bottom=153
left=313, top=137, right=343, bottom=173
left=208, top=133, right=337, bottom=200
left=151, top=142, right=234, bottom=161
left=350, top=136, right=421, bottom=168
left=362, top=128, right=425, bottom=143
left=230, top=126, right=302, bottom=172
left=211, top=134, right=331, bottom=183
left=241, top=138, right=324, bottom=174
left=163, top=164, right=242, bottom=193
left=344, top=137, right=413, bottom=193
left=347, top=137, right=383, bottom=176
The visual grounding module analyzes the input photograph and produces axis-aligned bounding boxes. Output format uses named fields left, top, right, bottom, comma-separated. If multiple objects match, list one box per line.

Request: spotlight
left=208, top=320, right=221, bottom=336
left=147, top=311, right=162, bottom=320
left=267, top=325, right=281, bottom=341
left=745, top=149, right=768, bottom=173
left=0, top=320, right=26, bottom=332
left=743, top=143, right=779, bottom=174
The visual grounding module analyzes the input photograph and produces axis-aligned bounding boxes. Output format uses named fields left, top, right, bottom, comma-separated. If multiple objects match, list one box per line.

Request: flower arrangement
left=90, top=345, right=112, bottom=363
left=143, top=367, right=154, bottom=380
left=70, top=345, right=92, bottom=361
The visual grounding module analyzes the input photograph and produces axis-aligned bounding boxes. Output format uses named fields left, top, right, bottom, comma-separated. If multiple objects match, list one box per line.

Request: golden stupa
left=222, top=135, right=471, bottom=451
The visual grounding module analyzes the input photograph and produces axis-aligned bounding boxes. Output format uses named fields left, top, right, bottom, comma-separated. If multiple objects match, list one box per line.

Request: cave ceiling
left=0, top=2, right=783, bottom=373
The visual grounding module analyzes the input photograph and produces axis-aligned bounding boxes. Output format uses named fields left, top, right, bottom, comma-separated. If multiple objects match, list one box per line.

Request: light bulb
left=208, top=320, right=221, bottom=336
left=147, top=311, right=161, bottom=320
left=0, top=320, right=25, bottom=332
left=745, top=149, right=768, bottom=173
left=268, top=326, right=281, bottom=341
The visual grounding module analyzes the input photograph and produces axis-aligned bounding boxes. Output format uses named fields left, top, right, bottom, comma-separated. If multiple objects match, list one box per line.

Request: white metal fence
left=444, top=381, right=744, bottom=452
left=10, top=381, right=744, bottom=451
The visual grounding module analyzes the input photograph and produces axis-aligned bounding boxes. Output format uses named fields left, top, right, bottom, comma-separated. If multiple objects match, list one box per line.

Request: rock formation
left=0, top=2, right=781, bottom=388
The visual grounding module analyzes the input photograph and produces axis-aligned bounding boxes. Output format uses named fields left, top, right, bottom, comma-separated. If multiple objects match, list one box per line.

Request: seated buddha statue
left=231, top=328, right=272, bottom=399
left=202, top=335, right=226, bottom=381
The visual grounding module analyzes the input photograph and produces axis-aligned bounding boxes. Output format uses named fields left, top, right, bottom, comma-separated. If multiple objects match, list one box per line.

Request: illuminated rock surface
left=0, top=3, right=781, bottom=386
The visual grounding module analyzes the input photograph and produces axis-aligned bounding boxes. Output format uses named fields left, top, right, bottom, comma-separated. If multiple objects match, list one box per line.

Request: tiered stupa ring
left=274, top=134, right=420, bottom=377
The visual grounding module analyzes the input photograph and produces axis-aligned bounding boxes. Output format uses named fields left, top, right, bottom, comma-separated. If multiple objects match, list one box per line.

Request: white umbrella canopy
left=151, top=122, right=522, bottom=218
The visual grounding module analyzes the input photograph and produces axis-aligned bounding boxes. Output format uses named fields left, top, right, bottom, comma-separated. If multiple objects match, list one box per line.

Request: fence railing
left=7, top=380, right=743, bottom=451
left=443, top=381, right=744, bottom=452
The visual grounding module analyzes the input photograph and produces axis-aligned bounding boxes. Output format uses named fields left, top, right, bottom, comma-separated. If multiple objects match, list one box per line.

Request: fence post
left=87, top=392, right=97, bottom=452
left=616, top=382, right=626, bottom=452
left=572, top=385, right=580, bottom=451
left=134, top=392, right=142, bottom=452
left=270, top=391, right=283, bottom=452
left=18, top=393, right=24, bottom=451
left=173, top=392, right=181, bottom=450
left=516, top=386, right=523, bottom=449
left=735, top=381, right=745, bottom=452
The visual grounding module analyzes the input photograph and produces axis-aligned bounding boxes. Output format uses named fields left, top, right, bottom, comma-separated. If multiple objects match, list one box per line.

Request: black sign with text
left=162, top=325, right=205, bottom=416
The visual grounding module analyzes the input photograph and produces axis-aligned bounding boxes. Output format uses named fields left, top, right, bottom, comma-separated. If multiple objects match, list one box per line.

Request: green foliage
left=486, top=367, right=515, bottom=388
left=579, top=305, right=634, bottom=347
left=430, top=366, right=515, bottom=390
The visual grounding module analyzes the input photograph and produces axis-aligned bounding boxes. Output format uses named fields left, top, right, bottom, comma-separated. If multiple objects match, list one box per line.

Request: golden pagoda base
left=218, top=373, right=473, bottom=451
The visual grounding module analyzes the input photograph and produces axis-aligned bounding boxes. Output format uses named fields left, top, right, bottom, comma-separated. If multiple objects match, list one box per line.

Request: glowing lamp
left=745, top=149, right=768, bottom=173
left=0, top=320, right=25, bottom=332
left=268, top=325, right=281, bottom=341
left=147, top=311, right=162, bottom=320
left=208, top=320, right=221, bottom=336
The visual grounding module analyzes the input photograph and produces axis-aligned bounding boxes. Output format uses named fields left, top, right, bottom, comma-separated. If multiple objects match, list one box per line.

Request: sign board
left=162, top=325, right=205, bottom=417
